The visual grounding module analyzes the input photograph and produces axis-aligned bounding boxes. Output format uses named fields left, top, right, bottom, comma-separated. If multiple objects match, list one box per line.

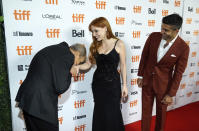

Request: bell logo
left=95, top=1, right=106, bottom=9
left=196, top=81, right=199, bottom=86
left=148, top=20, right=155, bottom=27
left=45, top=0, right=58, bottom=5
left=72, top=73, right=85, bottom=82
left=132, top=31, right=141, bottom=38
left=196, top=8, right=199, bottom=14
left=74, top=100, right=86, bottom=108
left=193, top=30, right=199, bottom=36
left=75, top=124, right=86, bottom=131
left=191, top=52, right=196, bottom=57
left=149, top=0, right=156, bottom=3
left=116, top=17, right=125, bottom=25
left=131, top=79, right=137, bottom=86
left=16, top=46, right=32, bottom=56
left=72, top=14, right=85, bottom=23
left=13, top=10, right=30, bottom=21
left=175, top=0, right=180, bottom=7
left=130, top=100, right=138, bottom=108
left=46, top=29, right=60, bottom=38
left=187, top=92, right=192, bottom=97
left=186, top=18, right=192, bottom=24
left=58, top=117, right=63, bottom=125
left=132, top=55, right=140, bottom=63
left=185, top=41, right=190, bottom=45
left=189, top=72, right=194, bottom=78
left=133, top=6, right=142, bottom=13
left=180, top=84, right=186, bottom=89
left=162, top=10, right=168, bottom=16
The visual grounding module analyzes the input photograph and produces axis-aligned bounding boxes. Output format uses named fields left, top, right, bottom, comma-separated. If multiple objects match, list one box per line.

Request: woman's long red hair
left=89, top=17, right=118, bottom=64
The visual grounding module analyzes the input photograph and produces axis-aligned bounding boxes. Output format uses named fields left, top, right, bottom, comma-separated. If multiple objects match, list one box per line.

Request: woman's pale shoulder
left=116, top=39, right=125, bottom=47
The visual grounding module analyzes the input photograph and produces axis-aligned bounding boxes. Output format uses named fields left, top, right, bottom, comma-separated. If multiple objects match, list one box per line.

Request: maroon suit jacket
left=138, top=32, right=189, bottom=96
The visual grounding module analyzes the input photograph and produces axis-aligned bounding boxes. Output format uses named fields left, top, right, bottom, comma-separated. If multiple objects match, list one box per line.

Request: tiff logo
left=191, top=52, right=196, bottom=57
left=188, top=7, right=193, bottom=12
left=46, top=29, right=60, bottom=38
left=72, top=30, right=84, bottom=37
left=148, top=8, right=156, bottom=14
left=131, top=78, right=137, bottom=85
left=75, top=124, right=86, bottom=131
left=149, top=0, right=156, bottom=3
left=180, top=84, right=186, bottom=89
left=148, top=20, right=155, bottom=27
left=162, top=10, right=168, bottom=16
left=186, top=18, right=192, bottom=24
left=72, top=73, right=85, bottom=81
left=72, top=14, right=84, bottom=23
left=193, top=30, right=199, bottom=36
left=175, top=0, right=180, bottom=7
left=189, top=72, right=194, bottom=78
left=132, top=31, right=141, bottom=38
left=196, top=81, right=199, bottom=86
left=45, top=0, right=58, bottom=5
left=116, top=17, right=125, bottom=25
left=13, top=10, right=30, bottom=21
left=163, top=0, right=169, bottom=4
left=95, top=1, right=106, bottom=9
left=130, top=100, right=138, bottom=108
left=19, top=80, right=23, bottom=85
left=196, top=8, right=199, bottom=14
left=131, top=69, right=138, bottom=73
left=58, top=117, right=63, bottom=124
left=187, top=92, right=192, bottom=97
left=16, top=46, right=32, bottom=56
left=74, top=100, right=85, bottom=108
left=133, top=6, right=142, bottom=13
left=132, top=55, right=140, bottom=62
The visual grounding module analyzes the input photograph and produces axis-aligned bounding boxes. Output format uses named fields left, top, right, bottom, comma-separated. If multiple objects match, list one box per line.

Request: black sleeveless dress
left=92, top=40, right=124, bottom=131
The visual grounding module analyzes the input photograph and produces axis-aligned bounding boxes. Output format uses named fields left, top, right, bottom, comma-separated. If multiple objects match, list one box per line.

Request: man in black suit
left=15, top=41, right=86, bottom=131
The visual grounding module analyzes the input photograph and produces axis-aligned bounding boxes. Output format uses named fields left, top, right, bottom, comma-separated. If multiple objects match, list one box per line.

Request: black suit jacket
left=15, top=42, right=74, bottom=125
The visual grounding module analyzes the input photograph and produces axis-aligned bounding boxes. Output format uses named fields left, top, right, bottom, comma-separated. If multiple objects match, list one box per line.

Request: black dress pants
left=23, top=110, right=58, bottom=131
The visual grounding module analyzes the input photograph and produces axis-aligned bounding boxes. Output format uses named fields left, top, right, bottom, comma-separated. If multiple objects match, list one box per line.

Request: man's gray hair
left=70, top=43, right=86, bottom=57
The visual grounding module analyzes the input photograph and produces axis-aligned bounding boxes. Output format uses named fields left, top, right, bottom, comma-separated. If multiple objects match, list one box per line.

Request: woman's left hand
left=122, top=85, right=128, bottom=98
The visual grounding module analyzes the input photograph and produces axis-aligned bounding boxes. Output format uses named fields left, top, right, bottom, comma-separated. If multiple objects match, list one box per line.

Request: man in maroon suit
left=137, top=14, right=189, bottom=131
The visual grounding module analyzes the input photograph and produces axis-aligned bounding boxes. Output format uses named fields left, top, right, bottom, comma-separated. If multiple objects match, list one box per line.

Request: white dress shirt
left=157, top=34, right=178, bottom=62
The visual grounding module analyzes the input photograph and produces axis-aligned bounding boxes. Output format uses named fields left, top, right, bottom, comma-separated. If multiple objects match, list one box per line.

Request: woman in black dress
left=77, top=17, right=128, bottom=131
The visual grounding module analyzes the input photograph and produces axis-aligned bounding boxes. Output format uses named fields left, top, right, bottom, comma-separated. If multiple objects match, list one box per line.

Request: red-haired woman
left=76, top=17, right=128, bottom=131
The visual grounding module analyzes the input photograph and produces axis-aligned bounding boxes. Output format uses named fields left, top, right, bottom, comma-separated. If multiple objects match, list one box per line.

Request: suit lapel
left=153, top=34, right=162, bottom=64
left=158, top=36, right=180, bottom=64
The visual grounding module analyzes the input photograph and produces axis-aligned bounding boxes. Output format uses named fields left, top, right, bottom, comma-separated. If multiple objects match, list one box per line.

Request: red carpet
left=125, top=101, right=199, bottom=131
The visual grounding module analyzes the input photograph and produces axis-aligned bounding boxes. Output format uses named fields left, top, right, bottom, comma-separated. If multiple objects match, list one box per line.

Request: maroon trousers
left=141, top=82, right=168, bottom=131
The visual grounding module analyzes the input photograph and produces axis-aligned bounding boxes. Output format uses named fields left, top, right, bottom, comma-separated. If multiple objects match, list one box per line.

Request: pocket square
left=170, top=54, right=176, bottom=57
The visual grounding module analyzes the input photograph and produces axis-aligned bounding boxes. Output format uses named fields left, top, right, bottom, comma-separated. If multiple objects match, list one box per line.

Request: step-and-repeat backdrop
left=2, top=0, right=199, bottom=130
